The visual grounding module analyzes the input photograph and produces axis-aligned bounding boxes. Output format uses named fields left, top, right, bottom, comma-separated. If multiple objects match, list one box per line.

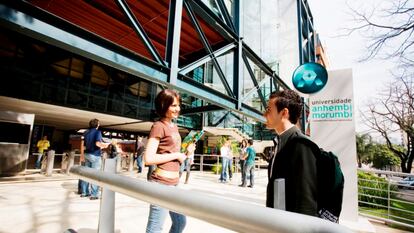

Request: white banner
left=309, top=69, right=358, bottom=222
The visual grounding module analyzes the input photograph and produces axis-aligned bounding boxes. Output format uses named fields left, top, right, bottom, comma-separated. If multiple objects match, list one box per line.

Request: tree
left=362, top=76, right=414, bottom=173
left=356, top=134, right=374, bottom=167
left=348, top=0, right=414, bottom=65
left=371, top=144, right=401, bottom=170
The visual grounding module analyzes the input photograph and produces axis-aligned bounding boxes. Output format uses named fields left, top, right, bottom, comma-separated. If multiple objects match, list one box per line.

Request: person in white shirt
left=219, top=139, right=232, bottom=183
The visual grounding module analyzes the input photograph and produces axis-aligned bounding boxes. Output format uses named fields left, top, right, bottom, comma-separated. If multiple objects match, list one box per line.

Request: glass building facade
left=0, top=0, right=316, bottom=140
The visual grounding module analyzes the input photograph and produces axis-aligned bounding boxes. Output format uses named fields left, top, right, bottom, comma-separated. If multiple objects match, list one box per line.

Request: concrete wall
left=0, top=111, right=34, bottom=176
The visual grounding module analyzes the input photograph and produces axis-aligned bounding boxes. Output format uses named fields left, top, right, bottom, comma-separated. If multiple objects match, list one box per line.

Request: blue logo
left=292, top=62, right=328, bottom=94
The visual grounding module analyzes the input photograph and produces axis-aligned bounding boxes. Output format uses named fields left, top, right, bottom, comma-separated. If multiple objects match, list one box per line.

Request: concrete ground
left=0, top=168, right=411, bottom=233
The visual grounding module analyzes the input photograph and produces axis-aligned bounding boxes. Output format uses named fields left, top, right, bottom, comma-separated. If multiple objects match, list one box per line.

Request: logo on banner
left=311, top=98, right=353, bottom=122
left=292, top=62, right=328, bottom=94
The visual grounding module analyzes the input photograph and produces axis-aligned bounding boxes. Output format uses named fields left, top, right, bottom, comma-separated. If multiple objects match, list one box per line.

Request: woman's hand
left=176, top=153, right=187, bottom=163
left=186, top=143, right=196, bottom=154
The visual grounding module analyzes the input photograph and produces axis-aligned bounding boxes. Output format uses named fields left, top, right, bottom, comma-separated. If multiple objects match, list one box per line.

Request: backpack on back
left=293, top=136, right=345, bottom=223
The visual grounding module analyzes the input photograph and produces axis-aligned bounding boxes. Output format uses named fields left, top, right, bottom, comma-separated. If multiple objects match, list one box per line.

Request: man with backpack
left=264, top=90, right=344, bottom=222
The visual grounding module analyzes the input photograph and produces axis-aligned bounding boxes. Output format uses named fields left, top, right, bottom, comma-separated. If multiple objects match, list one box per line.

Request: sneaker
left=90, top=196, right=99, bottom=200
left=238, top=184, right=246, bottom=187
left=247, top=185, right=253, bottom=188
left=80, top=194, right=90, bottom=198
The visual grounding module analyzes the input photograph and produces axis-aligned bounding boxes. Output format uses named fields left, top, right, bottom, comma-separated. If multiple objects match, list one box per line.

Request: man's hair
left=154, top=89, right=181, bottom=117
left=269, top=90, right=303, bottom=124
left=248, top=139, right=253, bottom=145
left=89, top=118, right=100, bottom=128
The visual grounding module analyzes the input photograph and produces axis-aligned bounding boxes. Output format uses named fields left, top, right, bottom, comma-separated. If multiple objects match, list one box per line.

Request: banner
left=309, top=69, right=358, bottom=222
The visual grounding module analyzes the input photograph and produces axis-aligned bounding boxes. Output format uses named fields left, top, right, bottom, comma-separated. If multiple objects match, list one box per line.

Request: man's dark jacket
left=266, top=126, right=318, bottom=217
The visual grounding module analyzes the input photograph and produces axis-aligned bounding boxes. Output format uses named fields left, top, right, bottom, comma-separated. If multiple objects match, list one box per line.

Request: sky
left=307, top=0, right=400, bottom=137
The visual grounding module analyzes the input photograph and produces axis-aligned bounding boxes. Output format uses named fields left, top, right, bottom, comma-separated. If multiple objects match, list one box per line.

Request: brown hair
left=89, top=118, right=100, bottom=128
left=154, top=89, right=181, bottom=117
left=269, top=90, right=303, bottom=124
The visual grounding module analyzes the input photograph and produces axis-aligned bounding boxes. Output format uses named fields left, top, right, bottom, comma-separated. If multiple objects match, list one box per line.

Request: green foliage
left=356, top=134, right=374, bottom=167
left=358, top=171, right=398, bottom=207
left=211, top=163, right=235, bottom=174
left=371, top=144, right=401, bottom=170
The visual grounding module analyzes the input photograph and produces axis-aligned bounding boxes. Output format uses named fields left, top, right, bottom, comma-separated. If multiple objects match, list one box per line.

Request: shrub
left=358, top=171, right=398, bottom=208
left=211, top=163, right=235, bottom=174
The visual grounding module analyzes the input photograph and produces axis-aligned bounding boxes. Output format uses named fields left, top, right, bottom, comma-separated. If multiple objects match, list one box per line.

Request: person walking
left=240, top=139, right=256, bottom=188
left=80, top=118, right=109, bottom=200
left=144, top=89, right=195, bottom=233
left=264, top=90, right=318, bottom=216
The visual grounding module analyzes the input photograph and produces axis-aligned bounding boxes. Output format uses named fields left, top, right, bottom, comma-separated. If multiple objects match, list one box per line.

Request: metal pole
left=216, top=155, right=219, bottom=175
left=45, top=150, right=55, bottom=176
left=200, top=155, right=204, bottom=173
left=128, top=153, right=134, bottom=172
left=66, top=151, right=76, bottom=175
left=273, top=178, right=286, bottom=210
left=98, top=158, right=116, bottom=233
left=387, top=178, right=391, bottom=220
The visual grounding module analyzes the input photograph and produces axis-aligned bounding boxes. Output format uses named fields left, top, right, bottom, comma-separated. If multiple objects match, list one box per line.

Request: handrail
left=358, top=168, right=414, bottom=177
left=70, top=166, right=351, bottom=233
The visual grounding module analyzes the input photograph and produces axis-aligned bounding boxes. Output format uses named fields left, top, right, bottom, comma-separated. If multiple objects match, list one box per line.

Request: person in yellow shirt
left=35, top=135, right=50, bottom=169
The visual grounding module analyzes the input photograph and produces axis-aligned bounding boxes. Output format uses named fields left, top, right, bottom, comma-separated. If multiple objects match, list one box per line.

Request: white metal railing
left=70, top=165, right=351, bottom=233
left=357, top=168, right=414, bottom=230
left=192, top=154, right=262, bottom=174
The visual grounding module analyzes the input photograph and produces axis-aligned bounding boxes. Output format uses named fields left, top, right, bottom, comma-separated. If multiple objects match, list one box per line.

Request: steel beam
left=181, top=105, right=223, bottom=115
left=184, top=0, right=234, bottom=98
left=179, top=43, right=235, bottom=75
left=165, top=0, right=184, bottom=85
left=242, top=54, right=266, bottom=108
left=216, top=0, right=235, bottom=31
left=242, top=43, right=290, bottom=90
left=115, top=0, right=166, bottom=66
left=187, top=0, right=237, bottom=42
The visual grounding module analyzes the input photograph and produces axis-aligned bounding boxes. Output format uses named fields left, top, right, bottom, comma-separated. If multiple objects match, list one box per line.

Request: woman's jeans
left=146, top=203, right=186, bottom=232
left=220, top=157, right=230, bottom=181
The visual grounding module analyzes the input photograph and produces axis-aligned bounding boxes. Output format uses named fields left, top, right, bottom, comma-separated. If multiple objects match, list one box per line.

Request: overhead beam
left=115, top=0, right=166, bottom=66
left=181, top=105, right=223, bottom=115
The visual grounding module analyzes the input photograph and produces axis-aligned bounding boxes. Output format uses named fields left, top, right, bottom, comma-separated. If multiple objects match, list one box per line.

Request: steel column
left=165, top=0, right=184, bottom=85
left=233, top=0, right=242, bottom=110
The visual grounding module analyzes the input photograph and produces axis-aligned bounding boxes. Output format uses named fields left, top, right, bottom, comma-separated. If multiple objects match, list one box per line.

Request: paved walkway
left=0, top=168, right=410, bottom=233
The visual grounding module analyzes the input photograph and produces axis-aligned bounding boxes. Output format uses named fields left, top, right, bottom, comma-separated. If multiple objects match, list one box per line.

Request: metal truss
left=0, top=0, right=293, bottom=123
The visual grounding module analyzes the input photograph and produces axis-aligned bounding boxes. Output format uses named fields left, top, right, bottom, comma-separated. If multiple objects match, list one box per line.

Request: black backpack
left=293, top=136, right=345, bottom=223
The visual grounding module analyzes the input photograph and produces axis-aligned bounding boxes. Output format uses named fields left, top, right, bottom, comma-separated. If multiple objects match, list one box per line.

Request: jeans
left=240, top=159, right=246, bottom=183
left=180, top=158, right=192, bottom=184
left=81, top=153, right=102, bottom=197
left=220, top=157, right=230, bottom=181
left=137, top=155, right=143, bottom=173
left=228, top=158, right=233, bottom=179
left=35, top=152, right=44, bottom=169
left=242, top=163, right=255, bottom=187
left=146, top=204, right=186, bottom=233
